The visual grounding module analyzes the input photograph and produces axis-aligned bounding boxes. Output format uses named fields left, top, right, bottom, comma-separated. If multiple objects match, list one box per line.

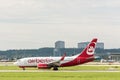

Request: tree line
left=0, top=48, right=120, bottom=61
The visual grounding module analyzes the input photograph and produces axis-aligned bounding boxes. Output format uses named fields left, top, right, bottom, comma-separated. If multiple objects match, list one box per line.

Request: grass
left=0, top=66, right=36, bottom=70
left=0, top=65, right=120, bottom=71
left=0, top=72, right=120, bottom=80
left=60, top=65, right=120, bottom=70
left=0, top=65, right=120, bottom=80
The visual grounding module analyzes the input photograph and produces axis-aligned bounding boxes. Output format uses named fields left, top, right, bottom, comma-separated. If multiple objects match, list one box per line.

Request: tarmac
left=0, top=62, right=120, bottom=72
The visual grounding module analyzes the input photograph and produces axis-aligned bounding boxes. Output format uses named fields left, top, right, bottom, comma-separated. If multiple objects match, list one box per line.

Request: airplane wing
left=48, top=53, right=66, bottom=67
left=37, top=53, right=66, bottom=69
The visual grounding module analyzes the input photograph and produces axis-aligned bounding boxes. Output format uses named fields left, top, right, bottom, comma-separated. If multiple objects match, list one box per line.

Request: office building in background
left=55, top=41, right=65, bottom=49
left=78, top=42, right=104, bottom=49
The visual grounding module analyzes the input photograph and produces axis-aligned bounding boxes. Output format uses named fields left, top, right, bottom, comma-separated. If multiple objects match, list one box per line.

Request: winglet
left=60, top=53, right=66, bottom=61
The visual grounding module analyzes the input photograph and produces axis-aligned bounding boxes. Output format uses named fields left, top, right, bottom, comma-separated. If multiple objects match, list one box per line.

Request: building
left=97, top=43, right=104, bottom=49
left=108, top=53, right=120, bottom=62
left=78, top=42, right=104, bottom=49
left=78, top=42, right=89, bottom=49
left=55, top=41, right=65, bottom=49
left=54, top=41, right=65, bottom=56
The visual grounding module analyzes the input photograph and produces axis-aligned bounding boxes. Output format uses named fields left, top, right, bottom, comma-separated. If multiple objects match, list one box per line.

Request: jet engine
left=37, top=64, right=50, bottom=69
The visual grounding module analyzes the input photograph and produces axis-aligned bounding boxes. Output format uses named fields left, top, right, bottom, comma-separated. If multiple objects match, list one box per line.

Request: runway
left=0, top=70, right=120, bottom=72
left=0, top=62, right=120, bottom=72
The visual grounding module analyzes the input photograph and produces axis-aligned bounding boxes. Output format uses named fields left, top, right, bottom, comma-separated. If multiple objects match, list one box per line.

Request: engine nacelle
left=37, top=64, right=50, bottom=69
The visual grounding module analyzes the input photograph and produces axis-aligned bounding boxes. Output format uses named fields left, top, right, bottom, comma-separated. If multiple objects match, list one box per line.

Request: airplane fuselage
left=14, top=55, right=94, bottom=68
left=14, top=38, right=98, bottom=70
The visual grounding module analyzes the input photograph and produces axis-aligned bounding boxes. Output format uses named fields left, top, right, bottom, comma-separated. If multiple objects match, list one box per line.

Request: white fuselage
left=14, top=56, right=77, bottom=67
left=14, top=38, right=98, bottom=69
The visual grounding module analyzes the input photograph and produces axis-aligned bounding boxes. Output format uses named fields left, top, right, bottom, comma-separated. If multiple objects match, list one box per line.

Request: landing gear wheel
left=23, top=68, right=25, bottom=70
left=53, top=67, right=58, bottom=70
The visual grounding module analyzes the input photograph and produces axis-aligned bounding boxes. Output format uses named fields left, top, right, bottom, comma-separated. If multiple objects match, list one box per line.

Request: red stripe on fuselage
left=60, top=57, right=94, bottom=67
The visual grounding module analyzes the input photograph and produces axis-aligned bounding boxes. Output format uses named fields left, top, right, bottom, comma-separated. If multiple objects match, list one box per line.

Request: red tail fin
left=78, top=38, right=97, bottom=58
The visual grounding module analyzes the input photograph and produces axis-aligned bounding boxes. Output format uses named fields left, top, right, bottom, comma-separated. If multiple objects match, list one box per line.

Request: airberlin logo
left=87, top=42, right=95, bottom=55
left=28, top=58, right=54, bottom=63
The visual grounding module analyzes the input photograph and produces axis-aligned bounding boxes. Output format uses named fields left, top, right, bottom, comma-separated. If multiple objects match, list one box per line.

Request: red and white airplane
left=14, top=38, right=98, bottom=70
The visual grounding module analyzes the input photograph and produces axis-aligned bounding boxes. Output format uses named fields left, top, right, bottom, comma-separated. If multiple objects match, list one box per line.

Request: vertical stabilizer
left=78, top=38, right=97, bottom=58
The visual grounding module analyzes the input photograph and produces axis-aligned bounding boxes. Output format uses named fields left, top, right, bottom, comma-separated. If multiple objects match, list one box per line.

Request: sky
left=0, top=0, right=120, bottom=50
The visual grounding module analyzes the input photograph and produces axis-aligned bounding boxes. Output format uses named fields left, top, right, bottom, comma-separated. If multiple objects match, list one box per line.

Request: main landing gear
left=22, top=67, right=25, bottom=70
left=53, top=66, right=58, bottom=71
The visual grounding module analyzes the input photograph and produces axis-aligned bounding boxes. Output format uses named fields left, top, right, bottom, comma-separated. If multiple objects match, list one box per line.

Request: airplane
left=14, top=38, right=98, bottom=70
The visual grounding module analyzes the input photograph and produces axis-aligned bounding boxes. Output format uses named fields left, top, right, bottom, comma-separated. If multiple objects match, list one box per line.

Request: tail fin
left=78, top=38, right=97, bottom=58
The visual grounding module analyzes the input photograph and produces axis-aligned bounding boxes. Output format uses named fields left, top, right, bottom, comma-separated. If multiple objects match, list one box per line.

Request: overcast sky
left=0, top=0, right=120, bottom=50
